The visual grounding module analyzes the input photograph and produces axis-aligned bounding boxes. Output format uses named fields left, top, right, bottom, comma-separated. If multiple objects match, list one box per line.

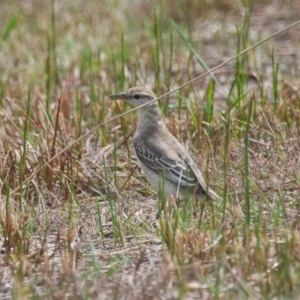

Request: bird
left=109, top=87, right=221, bottom=202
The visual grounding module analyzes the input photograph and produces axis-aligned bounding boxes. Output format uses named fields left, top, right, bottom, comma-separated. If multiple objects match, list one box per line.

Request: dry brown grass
left=0, top=0, right=300, bottom=299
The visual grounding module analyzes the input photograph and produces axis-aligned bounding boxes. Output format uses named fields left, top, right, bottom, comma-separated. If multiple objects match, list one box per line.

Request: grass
left=0, top=0, right=300, bottom=298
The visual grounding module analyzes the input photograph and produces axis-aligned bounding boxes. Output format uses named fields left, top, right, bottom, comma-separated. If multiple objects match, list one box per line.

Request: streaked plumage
left=110, top=87, right=221, bottom=201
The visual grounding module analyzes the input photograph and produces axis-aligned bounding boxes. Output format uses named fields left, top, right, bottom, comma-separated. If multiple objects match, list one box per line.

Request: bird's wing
left=134, top=145, right=199, bottom=189
left=133, top=133, right=221, bottom=200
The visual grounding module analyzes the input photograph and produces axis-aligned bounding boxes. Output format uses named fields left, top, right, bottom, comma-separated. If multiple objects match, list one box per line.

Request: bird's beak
left=109, top=93, right=127, bottom=100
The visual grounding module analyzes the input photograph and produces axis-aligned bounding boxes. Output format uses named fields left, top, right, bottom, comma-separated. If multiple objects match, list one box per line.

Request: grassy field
left=0, top=0, right=300, bottom=298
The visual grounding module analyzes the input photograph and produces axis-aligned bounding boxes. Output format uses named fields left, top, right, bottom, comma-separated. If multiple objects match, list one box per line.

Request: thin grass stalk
left=19, top=89, right=32, bottom=211
left=154, top=13, right=161, bottom=90
left=46, top=96, right=61, bottom=192
left=271, top=48, right=279, bottom=113
left=235, top=26, right=246, bottom=110
left=1, top=13, right=18, bottom=41
left=162, top=26, right=173, bottom=115
left=46, top=30, right=51, bottom=120
left=51, top=0, right=59, bottom=85
left=96, top=196, right=105, bottom=244
left=103, top=158, right=124, bottom=246
left=167, top=26, right=173, bottom=87
left=120, top=32, right=125, bottom=91
left=89, top=51, right=97, bottom=126
left=111, top=47, right=117, bottom=87
left=75, top=87, right=83, bottom=137
left=244, top=98, right=253, bottom=227
left=204, top=80, right=215, bottom=133
left=221, top=82, right=235, bottom=217
left=0, top=80, right=3, bottom=108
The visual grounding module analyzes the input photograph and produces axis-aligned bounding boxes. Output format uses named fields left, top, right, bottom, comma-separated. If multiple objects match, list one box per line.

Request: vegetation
left=0, top=0, right=300, bottom=298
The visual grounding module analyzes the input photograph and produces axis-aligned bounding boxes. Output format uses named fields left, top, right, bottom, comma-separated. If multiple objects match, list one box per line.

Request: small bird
left=110, top=87, right=221, bottom=202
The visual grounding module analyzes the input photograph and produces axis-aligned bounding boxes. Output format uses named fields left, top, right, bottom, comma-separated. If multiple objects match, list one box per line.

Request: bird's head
left=110, top=87, right=157, bottom=107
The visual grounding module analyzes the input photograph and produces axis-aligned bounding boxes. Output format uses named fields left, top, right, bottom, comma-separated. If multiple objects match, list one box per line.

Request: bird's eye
left=133, top=94, right=140, bottom=100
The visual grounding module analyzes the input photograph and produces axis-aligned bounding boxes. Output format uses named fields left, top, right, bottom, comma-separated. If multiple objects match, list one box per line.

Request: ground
left=0, top=0, right=300, bottom=299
